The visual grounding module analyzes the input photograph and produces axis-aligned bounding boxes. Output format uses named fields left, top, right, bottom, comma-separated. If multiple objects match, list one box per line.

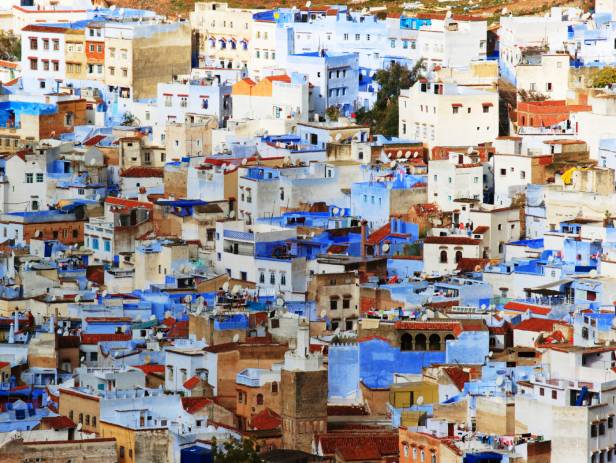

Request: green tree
left=591, top=67, right=616, bottom=88
left=211, top=437, right=264, bottom=463
left=356, top=60, right=425, bottom=137
left=0, top=32, right=20, bottom=61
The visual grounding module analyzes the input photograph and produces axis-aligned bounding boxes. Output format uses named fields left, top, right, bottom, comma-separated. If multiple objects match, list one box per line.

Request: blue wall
left=328, top=344, right=360, bottom=399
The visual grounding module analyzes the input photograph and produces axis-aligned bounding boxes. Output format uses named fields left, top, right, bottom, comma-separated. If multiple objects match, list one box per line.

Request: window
left=539, top=387, right=544, bottom=396
left=43, top=60, right=49, bottom=71
left=85, top=415, right=90, bottom=425
left=271, top=382, right=278, bottom=394
left=355, top=34, right=360, bottom=40
left=270, top=272, right=275, bottom=285
left=92, top=416, right=96, bottom=427
left=591, top=424, right=598, bottom=437
left=440, top=250, right=448, bottom=263
left=608, top=416, right=613, bottom=429
left=43, top=39, right=49, bottom=50
left=122, top=68, right=128, bottom=77
left=30, top=38, right=37, bottom=50
left=390, top=39, right=396, bottom=48
left=52, top=39, right=59, bottom=51
left=330, top=297, right=338, bottom=311
left=500, top=168, right=506, bottom=176
left=25, top=173, right=33, bottom=184
left=552, top=390, right=557, bottom=399
left=452, top=106, right=459, bottom=114
left=547, top=82, right=553, bottom=91
left=256, top=394, right=264, bottom=405
left=342, top=298, right=350, bottom=309
left=90, top=352, right=98, bottom=361
left=109, top=66, right=115, bottom=76
left=280, top=272, right=287, bottom=286
left=36, top=173, right=44, bottom=183
left=119, top=446, right=125, bottom=458
left=79, top=413, right=83, bottom=423
left=483, top=105, right=490, bottom=113
left=29, top=58, right=38, bottom=71
left=109, top=47, right=116, bottom=57
left=52, top=61, right=59, bottom=71
left=164, top=95, right=172, bottom=107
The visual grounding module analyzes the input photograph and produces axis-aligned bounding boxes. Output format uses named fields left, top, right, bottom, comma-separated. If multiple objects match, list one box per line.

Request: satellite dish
left=101, top=290, right=108, bottom=298
left=184, top=295, right=193, bottom=303
left=150, top=315, right=157, bottom=321
left=196, top=296, right=205, bottom=305
left=390, top=161, right=396, bottom=168
left=467, top=147, right=474, bottom=154
left=320, top=310, right=327, bottom=318
left=241, top=158, right=247, bottom=166
left=405, top=151, right=411, bottom=159
left=90, top=158, right=96, bottom=166
left=488, top=351, right=494, bottom=358
left=222, top=281, right=230, bottom=292
left=496, top=376, right=504, bottom=386
left=231, top=285, right=241, bottom=295
left=416, top=396, right=424, bottom=405
left=156, top=332, right=163, bottom=340
left=396, top=150, right=402, bottom=158
left=589, top=269, right=598, bottom=278
left=382, top=243, right=390, bottom=253
left=74, top=295, right=81, bottom=303
left=480, top=304, right=487, bottom=310
left=80, top=356, right=85, bottom=362
left=76, top=423, right=82, bottom=431
left=57, top=328, right=63, bottom=335
left=233, top=333, right=240, bottom=343
left=276, top=296, right=285, bottom=306
left=306, top=0, right=312, bottom=7
left=229, top=210, right=236, bottom=219
left=332, top=207, right=339, bottom=215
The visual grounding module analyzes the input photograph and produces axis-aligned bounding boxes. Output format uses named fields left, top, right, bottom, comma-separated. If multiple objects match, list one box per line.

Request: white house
left=423, top=234, right=482, bottom=275
left=399, top=80, right=498, bottom=149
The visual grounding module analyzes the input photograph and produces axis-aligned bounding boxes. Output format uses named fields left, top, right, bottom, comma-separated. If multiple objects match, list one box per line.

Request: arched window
left=429, top=333, right=441, bottom=351
left=445, top=334, right=455, bottom=343
left=400, top=333, right=412, bottom=351
left=455, top=250, right=463, bottom=263
left=79, top=413, right=83, bottom=423
left=440, top=250, right=448, bottom=263
left=256, top=394, right=264, bottom=405
left=415, top=333, right=427, bottom=351
left=271, top=382, right=278, bottom=394
left=230, top=40, right=237, bottom=50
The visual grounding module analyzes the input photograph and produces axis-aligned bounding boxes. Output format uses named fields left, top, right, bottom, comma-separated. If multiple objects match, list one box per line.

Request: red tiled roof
left=183, top=375, right=201, bottom=390
left=133, top=364, right=164, bottom=375
left=394, top=321, right=461, bottom=332
left=366, top=223, right=391, bottom=246
left=514, top=318, right=561, bottom=332
left=80, top=333, right=132, bottom=344
left=504, top=301, right=551, bottom=316
left=106, top=196, right=153, bottom=209
left=317, top=432, right=399, bottom=458
left=265, top=74, right=291, bottom=83
left=424, top=236, right=480, bottom=245
left=488, top=322, right=510, bottom=335
left=85, top=317, right=132, bottom=323
left=83, top=134, right=106, bottom=146
left=250, top=408, right=281, bottom=431
left=168, top=320, right=188, bottom=338
left=443, top=367, right=470, bottom=391
left=472, top=226, right=489, bottom=234
left=0, top=361, right=9, bottom=368
left=120, top=167, right=164, bottom=178
left=22, top=24, right=69, bottom=33
left=39, top=416, right=76, bottom=430
left=182, top=396, right=212, bottom=414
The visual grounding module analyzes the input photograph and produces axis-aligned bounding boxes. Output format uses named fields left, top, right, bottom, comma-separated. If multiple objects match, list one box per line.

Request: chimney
left=8, top=323, right=14, bottom=344
left=360, top=220, right=367, bottom=258
left=138, top=187, right=148, bottom=203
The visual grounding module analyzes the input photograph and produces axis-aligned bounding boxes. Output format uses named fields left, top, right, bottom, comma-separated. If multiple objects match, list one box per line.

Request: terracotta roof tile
left=183, top=375, right=200, bottom=390
left=133, top=364, right=164, bottom=375
left=443, top=367, right=470, bottom=391
left=514, top=318, right=561, bottom=332
left=366, top=223, right=391, bottom=246
left=250, top=408, right=281, bottom=431
left=424, top=236, right=480, bottom=245
left=80, top=333, right=132, bottom=344
left=120, top=167, right=164, bottom=178
left=504, top=301, right=551, bottom=316
left=39, top=416, right=76, bottom=430
left=181, top=396, right=212, bottom=414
